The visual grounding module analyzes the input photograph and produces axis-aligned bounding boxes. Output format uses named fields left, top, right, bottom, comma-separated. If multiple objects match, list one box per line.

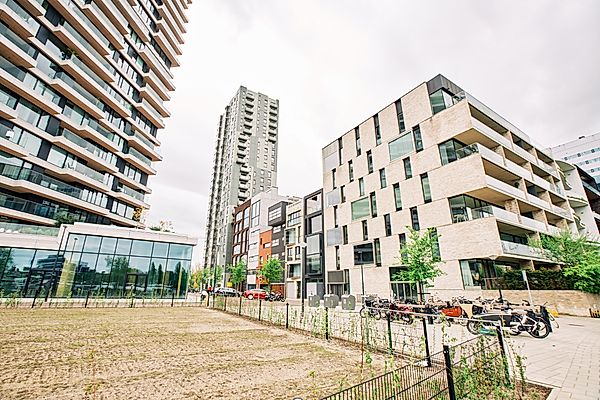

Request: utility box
left=324, top=294, right=339, bottom=309
left=308, top=294, right=320, bottom=307
left=341, top=294, right=356, bottom=311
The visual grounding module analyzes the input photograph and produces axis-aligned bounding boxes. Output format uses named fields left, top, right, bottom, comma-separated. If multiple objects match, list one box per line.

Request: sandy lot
left=0, top=307, right=388, bottom=400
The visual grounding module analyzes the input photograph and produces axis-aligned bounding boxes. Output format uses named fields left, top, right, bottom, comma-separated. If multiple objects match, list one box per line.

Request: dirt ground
left=0, top=307, right=388, bottom=400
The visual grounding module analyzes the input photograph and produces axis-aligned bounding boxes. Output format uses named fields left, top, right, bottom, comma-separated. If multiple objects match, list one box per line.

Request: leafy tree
left=189, top=267, right=212, bottom=290
left=229, top=259, right=247, bottom=291
left=392, top=228, right=443, bottom=301
left=532, top=230, right=600, bottom=294
left=54, top=212, right=77, bottom=227
left=211, top=265, right=224, bottom=288
left=257, top=258, right=283, bottom=292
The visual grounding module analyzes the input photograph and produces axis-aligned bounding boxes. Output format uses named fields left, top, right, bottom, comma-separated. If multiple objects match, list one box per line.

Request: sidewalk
left=515, top=316, right=600, bottom=400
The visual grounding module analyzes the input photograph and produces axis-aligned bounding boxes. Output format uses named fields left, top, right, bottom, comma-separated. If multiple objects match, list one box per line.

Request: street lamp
left=297, top=241, right=307, bottom=314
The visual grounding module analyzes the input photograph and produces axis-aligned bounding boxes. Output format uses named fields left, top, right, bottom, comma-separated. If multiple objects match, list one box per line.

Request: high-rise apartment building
left=322, top=74, right=598, bottom=300
left=204, top=87, right=279, bottom=269
left=0, top=0, right=191, bottom=228
left=551, top=132, right=600, bottom=184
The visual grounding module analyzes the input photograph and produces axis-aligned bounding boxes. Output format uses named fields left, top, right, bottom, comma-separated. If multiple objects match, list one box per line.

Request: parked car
left=242, top=288, right=267, bottom=300
left=214, top=287, right=240, bottom=297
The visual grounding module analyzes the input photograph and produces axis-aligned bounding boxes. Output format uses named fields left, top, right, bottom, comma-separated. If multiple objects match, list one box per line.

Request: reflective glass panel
left=115, top=238, right=132, bottom=255
left=152, top=242, right=169, bottom=258
left=130, top=240, right=153, bottom=256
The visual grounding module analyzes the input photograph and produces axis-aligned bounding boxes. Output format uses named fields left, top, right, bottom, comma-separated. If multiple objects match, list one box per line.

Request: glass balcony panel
left=0, top=221, right=59, bottom=236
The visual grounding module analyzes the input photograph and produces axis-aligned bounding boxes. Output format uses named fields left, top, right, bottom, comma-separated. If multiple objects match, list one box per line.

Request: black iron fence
left=320, top=329, right=510, bottom=400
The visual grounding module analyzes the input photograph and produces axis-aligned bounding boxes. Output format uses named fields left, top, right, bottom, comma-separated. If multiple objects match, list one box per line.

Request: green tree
left=229, top=259, right=247, bottom=291
left=532, top=230, right=600, bottom=294
left=211, top=265, right=224, bottom=288
left=258, top=258, right=283, bottom=292
left=392, top=228, right=443, bottom=301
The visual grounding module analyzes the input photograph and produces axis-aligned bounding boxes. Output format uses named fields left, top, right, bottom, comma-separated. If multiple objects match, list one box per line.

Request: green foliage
left=211, top=265, right=224, bottom=287
left=148, top=220, right=173, bottom=232
left=229, top=260, right=247, bottom=290
left=257, top=258, right=283, bottom=292
left=54, top=212, right=77, bottom=227
left=392, top=228, right=444, bottom=288
left=532, top=230, right=600, bottom=294
left=498, top=268, right=576, bottom=290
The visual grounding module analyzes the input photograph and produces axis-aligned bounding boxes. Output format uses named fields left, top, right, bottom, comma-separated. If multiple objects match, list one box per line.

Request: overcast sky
left=146, top=0, right=600, bottom=264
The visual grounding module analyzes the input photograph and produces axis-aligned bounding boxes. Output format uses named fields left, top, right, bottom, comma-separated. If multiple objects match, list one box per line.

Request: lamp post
left=297, top=241, right=307, bottom=314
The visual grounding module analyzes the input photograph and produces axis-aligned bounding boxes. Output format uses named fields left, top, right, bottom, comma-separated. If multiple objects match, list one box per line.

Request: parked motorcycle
left=466, top=306, right=550, bottom=338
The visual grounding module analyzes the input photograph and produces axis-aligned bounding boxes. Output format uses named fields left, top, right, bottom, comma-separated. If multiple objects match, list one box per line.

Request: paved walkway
left=515, top=316, right=600, bottom=400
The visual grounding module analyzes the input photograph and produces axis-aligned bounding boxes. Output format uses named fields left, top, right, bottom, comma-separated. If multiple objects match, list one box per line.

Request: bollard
left=258, top=299, right=262, bottom=321
left=285, top=303, right=289, bottom=329
left=238, top=295, right=242, bottom=315
left=224, top=295, right=228, bottom=312
left=171, top=292, right=175, bottom=307
left=84, top=291, right=90, bottom=308
left=422, top=317, right=432, bottom=367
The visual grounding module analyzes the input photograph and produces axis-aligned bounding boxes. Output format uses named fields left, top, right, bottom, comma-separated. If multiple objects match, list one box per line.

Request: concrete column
left=504, top=199, right=520, bottom=214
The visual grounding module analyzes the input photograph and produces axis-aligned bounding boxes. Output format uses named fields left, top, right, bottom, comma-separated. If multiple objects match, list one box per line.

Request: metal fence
left=320, top=330, right=509, bottom=400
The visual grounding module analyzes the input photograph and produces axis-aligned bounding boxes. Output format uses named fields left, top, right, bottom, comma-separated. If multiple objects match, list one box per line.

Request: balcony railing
left=52, top=70, right=105, bottom=111
left=61, top=128, right=117, bottom=166
left=0, top=191, right=59, bottom=220
left=501, top=240, right=548, bottom=260
left=64, top=159, right=106, bottom=183
left=485, top=176, right=526, bottom=200
left=0, top=21, right=38, bottom=58
left=0, top=222, right=59, bottom=236
left=118, top=185, right=145, bottom=202
left=0, top=0, right=40, bottom=32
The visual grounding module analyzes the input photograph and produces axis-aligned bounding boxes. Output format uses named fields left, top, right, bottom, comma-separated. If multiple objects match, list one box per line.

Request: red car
left=243, top=289, right=267, bottom=300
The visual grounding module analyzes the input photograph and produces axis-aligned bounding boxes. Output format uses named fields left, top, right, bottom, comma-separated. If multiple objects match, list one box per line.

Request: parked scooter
left=466, top=305, right=551, bottom=339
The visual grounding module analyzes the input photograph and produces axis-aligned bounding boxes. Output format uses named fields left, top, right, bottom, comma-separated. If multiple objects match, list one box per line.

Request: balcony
left=0, top=0, right=40, bottom=37
left=0, top=20, right=37, bottom=67
left=485, top=176, right=526, bottom=200
left=117, top=184, right=145, bottom=202
left=501, top=240, right=549, bottom=261
left=127, top=146, right=152, bottom=167
left=0, top=191, right=60, bottom=222
left=0, top=221, right=60, bottom=236
left=59, top=128, right=117, bottom=170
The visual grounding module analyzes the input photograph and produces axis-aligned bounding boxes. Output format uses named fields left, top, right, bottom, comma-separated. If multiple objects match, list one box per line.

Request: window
left=354, top=243, right=373, bottom=265
left=393, top=183, right=402, bottom=211
left=340, top=185, right=346, bottom=202
left=374, top=115, right=381, bottom=146
left=287, top=211, right=301, bottom=226
left=335, top=246, right=340, bottom=270
left=421, top=173, right=431, bottom=203
left=337, top=137, right=343, bottom=165
left=374, top=238, right=381, bottom=266
left=460, top=259, right=497, bottom=289
left=362, top=220, right=368, bottom=241
left=389, top=132, right=413, bottom=161
left=348, top=160, right=354, bottom=182
left=285, top=229, right=297, bottom=245
left=449, top=195, right=491, bottom=223
left=379, top=168, right=387, bottom=188
left=384, top=214, right=392, bottom=236
left=351, top=197, right=370, bottom=220
left=355, top=127, right=361, bottom=156
left=395, top=100, right=405, bottom=133
left=367, top=150, right=373, bottom=174
left=342, top=225, right=348, bottom=244
left=413, top=125, right=423, bottom=152
left=333, top=205, right=338, bottom=228
left=399, top=233, right=407, bottom=262
left=403, top=157, right=412, bottom=179
left=430, top=89, right=458, bottom=115
left=430, top=228, right=441, bottom=260
left=268, top=207, right=282, bottom=221
left=251, top=200, right=260, bottom=227
left=410, top=207, right=420, bottom=230
left=370, top=192, right=377, bottom=217
left=359, top=177, right=365, bottom=196
left=332, top=168, right=336, bottom=189
left=308, top=215, right=322, bottom=234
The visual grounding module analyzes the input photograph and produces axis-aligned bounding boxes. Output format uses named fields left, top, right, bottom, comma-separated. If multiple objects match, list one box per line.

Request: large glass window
left=354, top=243, right=374, bottom=265
left=306, top=255, right=321, bottom=274
left=66, top=234, right=85, bottom=252
left=438, top=139, right=467, bottom=165
left=460, top=259, right=497, bottom=289
left=131, top=240, right=153, bottom=256
left=421, top=173, right=432, bottom=203
left=152, top=242, right=169, bottom=258
left=251, top=200, right=260, bottom=227
left=389, top=132, right=413, bottom=161
left=115, top=238, right=132, bottom=255
left=351, top=197, right=370, bottom=220
left=82, top=236, right=101, bottom=253
left=430, top=89, right=457, bottom=115
left=168, top=244, right=193, bottom=259
left=308, top=215, right=322, bottom=234
left=393, top=183, right=402, bottom=211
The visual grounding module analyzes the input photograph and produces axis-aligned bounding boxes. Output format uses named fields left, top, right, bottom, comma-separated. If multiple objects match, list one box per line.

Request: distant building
left=204, top=87, right=280, bottom=270
left=551, top=133, right=600, bottom=184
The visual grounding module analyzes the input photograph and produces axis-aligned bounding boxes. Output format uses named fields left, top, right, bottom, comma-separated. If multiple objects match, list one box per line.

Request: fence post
left=171, top=292, right=175, bottom=307
left=31, top=286, right=41, bottom=309
left=224, top=295, right=228, bottom=312
left=325, top=307, right=329, bottom=340
left=386, top=313, right=393, bottom=353
left=238, top=296, right=242, bottom=315
left=211, top=293, right=215, bottom=308
left=495, top=325, right=511, bottom=384
left=422, top=317, right=432, bottom=367
left=443, top=345, right=457, bottom=400
left=285, top=302, right=289, bottom=329
left=258, top=299, right=262, bottom=321
left=84, top=291, right=90, bottom=308
left=130, top=295, right=135, bottom=308
left=206, top=293, right=210, bottom=307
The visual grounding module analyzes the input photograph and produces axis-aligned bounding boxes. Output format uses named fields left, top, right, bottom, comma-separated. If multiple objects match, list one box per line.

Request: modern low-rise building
left=0, top=222, right=196, bottom=298
left=322, top=74, right=594, bottom=300
left=551, top=132, right=600, bottom=184
left=284, top=199, right=303, bottom=298
left=558, top=161, right=600, bottom=234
